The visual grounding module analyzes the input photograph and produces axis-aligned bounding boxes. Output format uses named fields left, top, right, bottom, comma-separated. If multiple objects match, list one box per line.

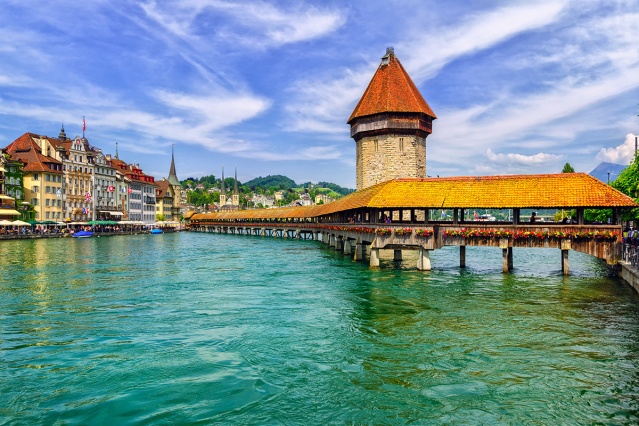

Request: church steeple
left=58, top=124, right=67, bottom=141
left=220, top=167, right=227, bottom=206
left=232, top=168, right=240, bottom=206
left=167, top=144, right=180, bottom=186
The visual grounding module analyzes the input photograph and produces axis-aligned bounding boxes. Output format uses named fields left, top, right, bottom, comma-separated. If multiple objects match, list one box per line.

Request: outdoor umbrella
left=11, top=220, right=31, bottom=226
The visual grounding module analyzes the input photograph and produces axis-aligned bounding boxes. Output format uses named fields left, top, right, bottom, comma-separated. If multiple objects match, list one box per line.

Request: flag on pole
left=82, top=116, right=86, bottom=137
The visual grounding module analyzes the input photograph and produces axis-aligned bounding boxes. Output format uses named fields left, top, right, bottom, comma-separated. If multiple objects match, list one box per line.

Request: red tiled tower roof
left=348, top=48, right=436, bottom=123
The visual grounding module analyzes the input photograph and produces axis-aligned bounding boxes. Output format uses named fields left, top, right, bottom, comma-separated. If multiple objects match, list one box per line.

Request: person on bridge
left=530, top=212, right=537, bottom=223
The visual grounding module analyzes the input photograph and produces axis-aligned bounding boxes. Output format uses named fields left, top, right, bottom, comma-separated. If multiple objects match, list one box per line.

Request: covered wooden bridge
left=187, top=173, right=636, bottom=274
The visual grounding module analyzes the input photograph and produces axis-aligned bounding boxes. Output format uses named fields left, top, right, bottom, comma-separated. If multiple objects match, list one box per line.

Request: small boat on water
left=73, top=231, right=94, bottom=238
left=150, top=229, right=163, bottom=234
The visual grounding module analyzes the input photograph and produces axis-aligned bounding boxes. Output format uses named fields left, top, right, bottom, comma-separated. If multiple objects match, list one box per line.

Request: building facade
left=60, top=134, right=96, bottom=221
left=110, top=158, right=157, bottom=224
left=1, top=150, right=25, bottom=203
left=348, top=48, right=437, bottom=191
left=4, top=133, right=64, bottom=221
left=91, top=149, right=120, bottom=220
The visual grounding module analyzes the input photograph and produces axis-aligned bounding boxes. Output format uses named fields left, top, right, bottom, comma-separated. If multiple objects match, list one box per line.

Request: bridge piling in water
left=188, top=221, right=622, bottom=275
left=417, top=248, right=431, bottom=271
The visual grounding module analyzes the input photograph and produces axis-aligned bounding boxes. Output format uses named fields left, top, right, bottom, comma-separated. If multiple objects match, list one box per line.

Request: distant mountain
left=589, top=162, right=626, bottom=183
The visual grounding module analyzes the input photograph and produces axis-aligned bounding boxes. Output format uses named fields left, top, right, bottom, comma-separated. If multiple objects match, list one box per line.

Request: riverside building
left=4, top=133, right=64, bottom=222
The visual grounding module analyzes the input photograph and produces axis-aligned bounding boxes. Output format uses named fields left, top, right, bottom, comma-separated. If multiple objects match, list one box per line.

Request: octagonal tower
left=348, top=48, right=437, bottom=191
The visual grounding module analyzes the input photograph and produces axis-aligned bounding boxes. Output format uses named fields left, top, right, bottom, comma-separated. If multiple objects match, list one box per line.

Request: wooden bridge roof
left=189, top=173, right=636, bottom=221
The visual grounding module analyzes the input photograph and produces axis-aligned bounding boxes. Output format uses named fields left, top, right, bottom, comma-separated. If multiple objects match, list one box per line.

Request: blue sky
left=1, top=0, right=638, bottom=188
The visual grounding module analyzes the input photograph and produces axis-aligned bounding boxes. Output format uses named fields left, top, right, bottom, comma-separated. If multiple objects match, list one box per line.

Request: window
left=46, top=212, right=50, bottom=219
left=46, top=199, right=50, bottom=207
left=32, top=186, right=39, bottom=193
left=46, top=174, right=50, bottom=182
left=32, top=198, right=38, bottom=206
left=399, top=138, right=404, bottom=151
left=33, top=174, right=39, bottom=181
left=374, top=139, right=379, bottom=152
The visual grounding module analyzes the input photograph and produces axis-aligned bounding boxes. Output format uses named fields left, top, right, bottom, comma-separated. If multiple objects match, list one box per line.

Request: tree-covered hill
left=243, top=175, right=297, bottom=191
left=180, top=173, right=355, bottom=208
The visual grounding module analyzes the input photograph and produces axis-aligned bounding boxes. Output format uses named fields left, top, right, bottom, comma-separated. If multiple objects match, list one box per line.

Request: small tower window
left=399, top=138, right=404, bottom=151
left=374, top=139, right=379, bottom=152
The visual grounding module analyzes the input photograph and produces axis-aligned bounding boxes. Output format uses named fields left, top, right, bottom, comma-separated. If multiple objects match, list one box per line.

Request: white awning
left=0, top=194, right=15, bottom=201
left=108, top=211, right=123, bottom=216
left=0, top=209, right=20, bottom=216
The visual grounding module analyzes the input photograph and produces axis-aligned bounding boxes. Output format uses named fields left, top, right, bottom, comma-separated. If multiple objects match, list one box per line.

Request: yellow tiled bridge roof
left=190, top=173, right=636, bottom=221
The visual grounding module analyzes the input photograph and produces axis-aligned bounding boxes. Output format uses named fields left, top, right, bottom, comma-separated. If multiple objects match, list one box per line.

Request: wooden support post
left=561, top=239, right=570, bottom=275
left=460, top=246, right=466, bottom=268
left=343, top=239, right=352, bottom=255
left=502, top=249, right=509, bottom=273
left=508, top=247, right=513, bottom=271
left=394, top=249, right=402, bottom=261
left=370, top=248, right=380, bottom=268
left=417, top=248, right=431, bottom=271
left=354, top=241, right=363, bottom=261
left=453, top=209, right=458, bottom=225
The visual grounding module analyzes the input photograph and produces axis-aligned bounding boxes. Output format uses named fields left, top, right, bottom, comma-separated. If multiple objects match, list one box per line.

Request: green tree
left=156, top=214, right=165, bottom=222
left=586, top=153, right=639, bottom=222
left=562, top=163, right=575, bottom=173
left=610, top=154, right=639, bottom=221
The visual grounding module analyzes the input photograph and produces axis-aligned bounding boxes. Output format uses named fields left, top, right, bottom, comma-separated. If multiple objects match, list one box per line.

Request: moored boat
left=73, top=231, right=94, bottom=238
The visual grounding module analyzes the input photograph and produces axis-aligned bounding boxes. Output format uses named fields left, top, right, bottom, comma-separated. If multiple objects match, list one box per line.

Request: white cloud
left=404, top=0, right=568, bottom=81
left=140, top=0, right=345, bottom=48
left=486, top=148, right=561, bottom=165
left=596, top=133, right=638, bottom=164
left=153, top=89, right=271, bottom=130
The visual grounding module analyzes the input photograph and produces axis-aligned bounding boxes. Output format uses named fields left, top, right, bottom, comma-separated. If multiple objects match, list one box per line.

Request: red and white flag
left=82, top=116, right=86, bottom=132
left=108, top=185, right=114, bottom=192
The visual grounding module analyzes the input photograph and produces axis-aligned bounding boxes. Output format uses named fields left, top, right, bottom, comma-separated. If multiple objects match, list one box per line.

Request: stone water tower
left=348, top=48, right=437, bottom=191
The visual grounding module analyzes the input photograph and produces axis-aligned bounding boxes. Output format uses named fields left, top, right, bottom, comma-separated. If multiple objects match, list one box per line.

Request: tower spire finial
left=115, top=142, right=119, bottom=159
left=221, top=167, right=226, bottom=195
left=167, top=144, right=180, bottom=186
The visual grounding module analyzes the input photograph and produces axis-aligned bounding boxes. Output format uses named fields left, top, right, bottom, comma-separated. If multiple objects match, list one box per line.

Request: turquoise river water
left=1, top=232, right=639, bottom=425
